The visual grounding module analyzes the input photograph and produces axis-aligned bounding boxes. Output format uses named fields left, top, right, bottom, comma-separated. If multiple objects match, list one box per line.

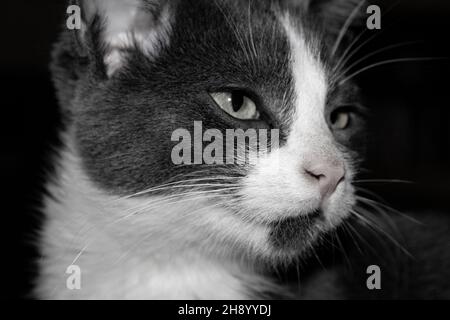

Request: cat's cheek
left=322, top=181, right=355, bottom=227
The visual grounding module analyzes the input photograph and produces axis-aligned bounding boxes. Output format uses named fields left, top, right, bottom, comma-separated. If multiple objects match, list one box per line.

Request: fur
left=37, top=0, right=450, bottom=300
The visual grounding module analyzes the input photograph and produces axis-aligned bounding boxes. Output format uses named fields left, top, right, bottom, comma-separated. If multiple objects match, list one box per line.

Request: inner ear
left=79, top=0, right=173, bottom=77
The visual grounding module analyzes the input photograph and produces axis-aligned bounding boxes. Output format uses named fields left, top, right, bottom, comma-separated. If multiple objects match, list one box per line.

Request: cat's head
left=53, top=0, right=366, bottom=264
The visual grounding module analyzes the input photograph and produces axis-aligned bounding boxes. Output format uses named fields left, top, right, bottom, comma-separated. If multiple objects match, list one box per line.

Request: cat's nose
left=304, top=161, right=345, bottom=200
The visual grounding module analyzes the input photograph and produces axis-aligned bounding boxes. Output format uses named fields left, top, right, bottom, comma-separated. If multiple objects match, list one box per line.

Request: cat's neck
left=37, top=142, right=271, bottom=299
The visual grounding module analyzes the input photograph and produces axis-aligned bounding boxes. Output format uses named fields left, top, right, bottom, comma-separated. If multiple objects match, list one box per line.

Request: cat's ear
left=75, top=0, right=173, bottom=77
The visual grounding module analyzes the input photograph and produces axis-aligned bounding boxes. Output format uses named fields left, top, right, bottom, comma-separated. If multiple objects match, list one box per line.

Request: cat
left=36, top=0, right=450, bottom=299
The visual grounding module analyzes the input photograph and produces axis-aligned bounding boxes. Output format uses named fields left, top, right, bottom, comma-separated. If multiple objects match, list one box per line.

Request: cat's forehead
left=149, top=0, right=326, bottom=126
left=170, top=0, right=318, bottom=59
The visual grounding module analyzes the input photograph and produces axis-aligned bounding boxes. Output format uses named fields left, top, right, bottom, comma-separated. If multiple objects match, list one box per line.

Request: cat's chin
left=269, top=209, right=323, bottom=247
left=256, top=203, right=352, bottom=263
left=263, top=212, right=323, bottom=258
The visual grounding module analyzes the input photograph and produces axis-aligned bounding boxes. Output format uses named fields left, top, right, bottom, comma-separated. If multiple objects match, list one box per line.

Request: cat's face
left=54, top=0, right=366, bottom=263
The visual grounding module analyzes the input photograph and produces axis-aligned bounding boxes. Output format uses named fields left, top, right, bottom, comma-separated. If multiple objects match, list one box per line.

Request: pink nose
left=304, top=161, right=345, bottom=199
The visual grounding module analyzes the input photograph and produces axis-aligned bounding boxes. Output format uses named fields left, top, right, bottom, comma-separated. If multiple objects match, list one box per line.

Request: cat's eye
left=330, top=109, right=351, bottom=130
left=210, top=91, right=260, bottom=120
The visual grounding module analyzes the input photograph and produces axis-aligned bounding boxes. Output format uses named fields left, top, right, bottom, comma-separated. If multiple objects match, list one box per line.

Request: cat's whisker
left=346, top=216, right=397, bottom=266
left=159, top=171, right=242, bottom=182
left=350, top=208, right=397, bottom=254
left=356, top=195, right=424, bottom=225
left=123, top=182, right=241, bottom=199
left=129, top=189, right=240, bottom=216
left=353, top=178, right=414, bottom=184
left=333, top=27, right=385, bottom=77
left=70, top=243, right=90, bottom=266
left=333, top=25, right=368, bottom=72
left=330, top=0, right=367, bottom=57
left=340, top=221, right=364, bottom=255
left=112, top=200, right=234, bottom=265
left=108, top=194, right=233, bottom=231
left=116, top=176, right=241, bottom=200
left=354, top=205, right=410, bottom=265
left=357, top=201, right=401, bottom=236
left=332, top=0, right=402, bottom=78
left=111, top=192, right=241, bottom=240
left=338, top=57, right=447, bottom=85
left=354, top=186, right=386, bottom=202
left=334, top=229, right=352, bottom=268
left=350, top=208, right=413, bottom=258
left=351, top=205, right=391, bottom=232
left=122, top=188, right=241, bottom=219
left=338, top=41, right=421, bottom=78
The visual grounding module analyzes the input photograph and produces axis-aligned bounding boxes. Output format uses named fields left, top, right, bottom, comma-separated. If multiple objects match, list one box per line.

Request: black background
left=0, top=0, right=449, bottom=299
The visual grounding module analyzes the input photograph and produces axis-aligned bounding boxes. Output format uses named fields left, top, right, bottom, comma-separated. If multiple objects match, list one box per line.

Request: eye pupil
left=210, top=91, right=259, bottom=121
left=231, top=91, right=244, bottom=112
